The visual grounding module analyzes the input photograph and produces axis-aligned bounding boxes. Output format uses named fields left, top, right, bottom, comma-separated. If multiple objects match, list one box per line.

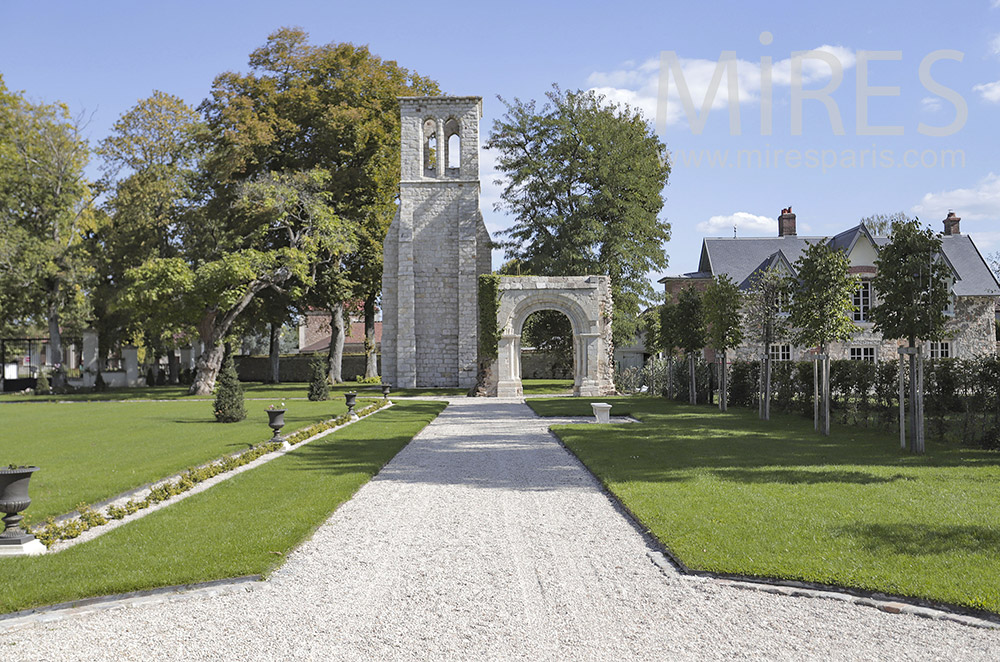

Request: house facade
left=661, top=210, right=1000, bottom=363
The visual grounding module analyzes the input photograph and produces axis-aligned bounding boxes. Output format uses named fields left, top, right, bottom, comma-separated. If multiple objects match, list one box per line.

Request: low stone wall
left=235, top=354, right=380, bottom=383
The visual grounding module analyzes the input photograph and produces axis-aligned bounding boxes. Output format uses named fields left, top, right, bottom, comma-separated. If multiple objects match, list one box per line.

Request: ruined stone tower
left=381, top=97, right=492, bottom=389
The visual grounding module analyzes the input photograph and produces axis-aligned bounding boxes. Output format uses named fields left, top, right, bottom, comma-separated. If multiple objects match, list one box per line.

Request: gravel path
left=2, top=399, right=998, bottom=660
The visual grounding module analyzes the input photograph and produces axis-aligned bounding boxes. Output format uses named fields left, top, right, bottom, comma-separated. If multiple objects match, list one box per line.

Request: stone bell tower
left=381, top=97, right=492, bottom=389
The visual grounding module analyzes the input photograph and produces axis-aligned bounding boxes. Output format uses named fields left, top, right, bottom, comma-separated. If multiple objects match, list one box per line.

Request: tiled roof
left=660, top=224, right=1000, bottom=297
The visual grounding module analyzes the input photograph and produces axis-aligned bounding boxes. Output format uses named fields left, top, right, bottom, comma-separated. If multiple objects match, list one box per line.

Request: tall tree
left=787, top=241, right=859, bottom=435
left=860, top=211, right=911, bottom=237
left=0, top=78, right=94, bottom=386
left=703, top=275, right=743, bottom=412
left=93, top=91, right=204, bottom=363
left=201, top=28, right=438, bottom=384
left=742, top=267, right=789, bottom=420
left=870, top=219, right=951, bottom=453
left=674, top=286, right=705, bottom=405
left=487, top=86, right=671, bottom=344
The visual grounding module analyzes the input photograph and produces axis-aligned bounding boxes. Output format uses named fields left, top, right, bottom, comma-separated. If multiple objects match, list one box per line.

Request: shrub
left=728, top=360, right=758, bottom=408
left=214, top=352, right=246, bottom=422
left=156, top=368, right=167, bottom=386
left=146, top=366, right=155, bottom=387
left=355, top=374, right=381, bottom=384
left=34, top=370, right=50, bottom=396
left=308, top=357, right=329, bottom=401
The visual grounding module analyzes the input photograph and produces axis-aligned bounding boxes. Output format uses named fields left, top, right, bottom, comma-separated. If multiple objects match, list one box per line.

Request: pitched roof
left=660, top=224, right=1000, bottom=297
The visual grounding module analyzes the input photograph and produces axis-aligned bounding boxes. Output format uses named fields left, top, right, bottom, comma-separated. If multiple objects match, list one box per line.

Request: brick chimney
left=778, top=206, right=796, bottom=237
left=943, top=211, right=961, bottom=235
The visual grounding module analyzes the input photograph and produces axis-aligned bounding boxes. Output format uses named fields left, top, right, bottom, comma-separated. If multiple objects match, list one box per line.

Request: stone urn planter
left=345, top=392, right=358, bottom=418
left=266, top=409, right=286, bottom=441
left=381, top=384, right=391, bottom=400
left=1, top=466, right=39, bottom=547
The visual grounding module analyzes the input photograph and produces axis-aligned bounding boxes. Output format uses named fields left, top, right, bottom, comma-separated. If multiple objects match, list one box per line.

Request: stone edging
left=0, top=576, right=263, bottom=630
left=543, top=419, right=1000, bottom=631
left=37, top=400, right=394, bottom=553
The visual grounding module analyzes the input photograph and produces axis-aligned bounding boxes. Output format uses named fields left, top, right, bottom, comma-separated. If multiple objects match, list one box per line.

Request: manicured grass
left=0, top=400, right=445, bottom=614
left=521, top=378, right=574, bottom=395
left=1, top=398, right=362, bottom=521
left=529, top=396, right=1000, bottom=615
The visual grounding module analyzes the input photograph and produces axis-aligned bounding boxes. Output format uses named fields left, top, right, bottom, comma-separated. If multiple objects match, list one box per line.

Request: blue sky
left=2, top=0, right=999, bottom=282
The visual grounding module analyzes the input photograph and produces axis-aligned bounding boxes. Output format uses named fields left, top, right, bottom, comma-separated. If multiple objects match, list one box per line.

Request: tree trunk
left=189, top=342, right=225, bottom=395
left=667, top=356, right=674, bottom=399
left=822, top=350, right=831, bottom=436
left=327, top=301, right=345, bottom=383
left=899, top=351, right=906, bottom=450
left=909, top=350, right=917, bottom=452
left=814, top=358, right=820, bottom=431
left=916, top=349, right=925, bottom=453
left=168, top=349, right=179, bottom=385
left=763, top=355, right=771, bottom=421
left=688, top=352, right=696, bottom=405
left=269, top=322, right=281, bottom=384
left=719, top=350, right=728, bottom=412
left=47, top=300, right=64, bottom=389
left=364, top=295, right=378, bottom=379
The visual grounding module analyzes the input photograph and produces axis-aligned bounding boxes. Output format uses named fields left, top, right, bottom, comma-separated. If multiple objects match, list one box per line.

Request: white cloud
left=696, top=211, right=776, bottom=236
left=991, top=34, right=1000, bottom=55
left=921, top=96, right=942, bottom=112
left=975, top=80, right=1000, bottom=103
left=912, top=172, right=1000, bottom=223
left=586, top=45, right=856, bottom=127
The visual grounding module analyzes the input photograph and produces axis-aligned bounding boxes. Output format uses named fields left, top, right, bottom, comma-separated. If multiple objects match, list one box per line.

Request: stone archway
left=489, top=276, right=614, bottom=398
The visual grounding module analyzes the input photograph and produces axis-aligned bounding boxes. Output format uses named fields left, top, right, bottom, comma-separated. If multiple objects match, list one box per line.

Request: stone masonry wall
left=382, top=96, right=488, bottom=389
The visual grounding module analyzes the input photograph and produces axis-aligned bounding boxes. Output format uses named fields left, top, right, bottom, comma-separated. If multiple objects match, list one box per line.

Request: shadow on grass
left=711, top=468, right=916, bottom=485
left=839, top=523, right=1000, bottom=556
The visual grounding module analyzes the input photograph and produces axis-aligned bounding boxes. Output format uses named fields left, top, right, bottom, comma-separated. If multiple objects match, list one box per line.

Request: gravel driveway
left=2, top=399, right=998, bottom=660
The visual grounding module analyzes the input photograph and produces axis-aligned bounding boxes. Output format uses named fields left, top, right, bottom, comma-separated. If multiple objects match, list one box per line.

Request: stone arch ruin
left=489, top=276, right=615, bottom=398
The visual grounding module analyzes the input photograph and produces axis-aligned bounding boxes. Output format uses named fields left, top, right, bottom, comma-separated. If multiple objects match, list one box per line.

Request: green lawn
left=0, top=400, right=445, bottom=614
left=521, top=378, right=574, bottom=395
left=1, top=397, right=366, bottom=521
left=528, top=396, right=1000, bottom=615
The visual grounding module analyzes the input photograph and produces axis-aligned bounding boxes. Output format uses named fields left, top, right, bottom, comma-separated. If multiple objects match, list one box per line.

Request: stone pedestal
left=591, top=402, right=612, bottom=424
left=123, top=346, right=139, bottom=387
left=0, top=538, right=45, bottom=557
left=82, top=330, right=99, bottom=388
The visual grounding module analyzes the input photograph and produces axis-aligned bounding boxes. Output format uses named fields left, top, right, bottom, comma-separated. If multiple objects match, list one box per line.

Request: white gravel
left=2, top=398, right=998, bottom=660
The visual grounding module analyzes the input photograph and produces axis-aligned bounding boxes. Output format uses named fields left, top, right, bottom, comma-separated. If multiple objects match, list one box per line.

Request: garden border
left=33, top=399, right=393, bottom=552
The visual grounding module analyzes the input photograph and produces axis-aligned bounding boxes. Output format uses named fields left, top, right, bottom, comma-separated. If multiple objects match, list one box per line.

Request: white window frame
left=853, top=280, right=871, bottom=323
left=769, top=343, right=791, bottom=362
left=849, top=346, right=876, bottom=362
left=929, top=341, right=952, bottom=359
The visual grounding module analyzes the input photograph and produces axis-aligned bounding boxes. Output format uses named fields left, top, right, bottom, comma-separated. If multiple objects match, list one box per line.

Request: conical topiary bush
left=34, top=370, right=50, bottom=396
left=308, top=356, right=329, bottom=401
left=214, top=352, right=246, bottom=423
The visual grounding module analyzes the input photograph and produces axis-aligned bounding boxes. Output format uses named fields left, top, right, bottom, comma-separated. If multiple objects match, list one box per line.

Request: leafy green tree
left=703, top=275, right=743, bottom=412
left=674, top=286, right=705, bottom=404
left=787, top=241, right=859, bottom=435
left=860, top=211, right=911, bottom=237
left=870, top=219, right=951, bottom=453
left=121, top=169, right=349, bottom=394
left=202, top=28, right=438, bottom=383
left=0, top=79, right=94, bottom=387
left=487, top=86, right=671, bottom=344
left=742, top=267, right=789, bottom=420
left=92, top=91, right=204, bottom=362
left=213, top=349, right=246, bottom=422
